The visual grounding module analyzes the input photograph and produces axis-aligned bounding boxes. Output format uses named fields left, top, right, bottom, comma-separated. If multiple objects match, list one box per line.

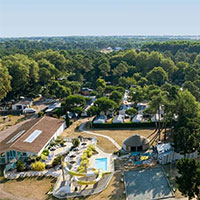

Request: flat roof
left=0, top=116, right=64, bottom=154
left=13, top=99, right=32, bottom=105
left=124, top=167, right=174, bottom=200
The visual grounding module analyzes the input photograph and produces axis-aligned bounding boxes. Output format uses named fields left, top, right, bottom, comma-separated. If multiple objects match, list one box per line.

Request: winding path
left=79, top=122, right=121, bottom=150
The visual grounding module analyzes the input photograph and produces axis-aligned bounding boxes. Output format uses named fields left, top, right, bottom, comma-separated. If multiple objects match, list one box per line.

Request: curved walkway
left=79, top=122, right=121, bottom=150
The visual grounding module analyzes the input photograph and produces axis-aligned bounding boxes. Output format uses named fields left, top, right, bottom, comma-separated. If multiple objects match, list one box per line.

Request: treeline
left=0, top=36, right=142, bottom=57
left=1, top=46, right=200, bottom=102
left=1, top=36, right=199, bottom=58
left=142, top=40, right=200, bottom=63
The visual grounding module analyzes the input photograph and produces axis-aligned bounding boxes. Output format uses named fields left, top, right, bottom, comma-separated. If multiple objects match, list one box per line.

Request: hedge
left=92, top=121, right=175, bottom=129
left=92, top=122, right=157, bottom=129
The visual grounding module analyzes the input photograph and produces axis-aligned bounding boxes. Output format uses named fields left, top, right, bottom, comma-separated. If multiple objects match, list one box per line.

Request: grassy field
left=0, top=172, right=125, bottom=200
left=90, top=128, right=156, bottom=146
left=0, top=177, right=56, bottom=200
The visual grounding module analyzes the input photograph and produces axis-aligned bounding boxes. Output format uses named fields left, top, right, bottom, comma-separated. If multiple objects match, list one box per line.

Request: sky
left=0, top=0, right=200, bottom=37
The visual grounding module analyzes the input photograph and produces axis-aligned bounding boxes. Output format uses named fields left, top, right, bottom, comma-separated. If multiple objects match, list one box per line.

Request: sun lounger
left=27, top=172, right=31, bottom=177
left=19, top=172, right=25, bottom=178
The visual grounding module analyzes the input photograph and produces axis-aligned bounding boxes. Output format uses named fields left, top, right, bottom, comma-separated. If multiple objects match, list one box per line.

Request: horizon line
left=1, top=34, right=200, bottom=39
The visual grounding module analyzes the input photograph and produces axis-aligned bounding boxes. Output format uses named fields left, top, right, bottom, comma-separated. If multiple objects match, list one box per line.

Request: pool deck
left=53, top=143, right=114, bottom=199
left=124, top=167, right=174, bottom=200
left=89, top=146, right=113, bottom=172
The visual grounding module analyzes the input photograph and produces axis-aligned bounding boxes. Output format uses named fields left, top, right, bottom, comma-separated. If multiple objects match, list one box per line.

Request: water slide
left=63, top=162, right=108, bottom=185
left=73, top=169, right=103, bottom=185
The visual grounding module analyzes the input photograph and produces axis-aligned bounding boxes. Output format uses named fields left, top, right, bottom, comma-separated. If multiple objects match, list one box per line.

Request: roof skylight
left=7, top=130, right=25, bottom=144
left=24, top=130, right=42, bottom=143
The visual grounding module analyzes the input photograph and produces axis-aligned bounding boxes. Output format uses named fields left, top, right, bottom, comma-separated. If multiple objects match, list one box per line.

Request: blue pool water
left=95, top=158, right=108, bottom=171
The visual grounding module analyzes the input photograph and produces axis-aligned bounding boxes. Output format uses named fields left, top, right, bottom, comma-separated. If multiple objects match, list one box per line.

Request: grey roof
left=14, top=98, right=32, bottom=105
left=123, top=134, right=149, bottom=147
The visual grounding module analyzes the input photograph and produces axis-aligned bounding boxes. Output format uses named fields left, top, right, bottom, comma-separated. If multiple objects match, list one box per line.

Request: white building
left=157, top=143, right=198, bottom=165
left=93, top=115, right=107, bottom=124
left=0, top=116, right=65, bottom=164
left=132, top=114, right=143, bottom=123
left=137, top=103, right=148, bottom=114
left=12, top=99, right=33, bottom=111
left=113, top=115, right=125, bottom=123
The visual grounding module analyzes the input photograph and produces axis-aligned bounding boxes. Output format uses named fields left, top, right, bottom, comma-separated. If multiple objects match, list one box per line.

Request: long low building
left=0, top=116, right=65, bottom=164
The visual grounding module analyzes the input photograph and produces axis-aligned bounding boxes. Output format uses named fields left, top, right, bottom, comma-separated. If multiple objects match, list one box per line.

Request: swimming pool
left=95, top=158, right=108, bottom=171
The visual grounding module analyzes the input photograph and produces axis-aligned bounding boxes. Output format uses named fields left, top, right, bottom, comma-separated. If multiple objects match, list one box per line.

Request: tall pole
left=61, top=157, right=65, bottom=181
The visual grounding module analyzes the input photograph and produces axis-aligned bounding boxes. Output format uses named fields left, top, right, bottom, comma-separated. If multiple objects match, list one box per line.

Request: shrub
left=42, top=149, right=49, bottom=156
left=53, top=108, right=65, bottom=118
left=29, top=155, right=37, bottom=162
left=55, top=137, right=64, bottom=146
left=83, top=148, right=93, bottom=158
left=38, top=111, right=45, bottom=117
left=55, top=138, right=62, bottom=143
left=41, top=154, right=47, bottom=161
left=72, top=138, right=80, bottom=147
left=77, top=165, right=85, bottom=172
left=84, top=149, right=92, bottom=158
left=80, top=159, right=89, bottom=167
left=16, top=160, right=25, bottom=172
left=36, top=156, right=41, bottom=161
left=31, top=161, right=45, bottom=171
left=88, top=144, right=96, bottom=152
left=81, top=154, right=88, bottom=161
left=60, top=140, right=65, bottom=146
left=52, top=155, right=62, bottom=167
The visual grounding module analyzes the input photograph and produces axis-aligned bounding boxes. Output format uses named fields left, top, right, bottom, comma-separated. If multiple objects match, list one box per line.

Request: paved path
left=79, top=122, right=121, bottom=150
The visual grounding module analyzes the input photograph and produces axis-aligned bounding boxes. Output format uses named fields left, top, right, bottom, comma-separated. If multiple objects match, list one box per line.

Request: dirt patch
left=1, top=177, right=56, bottom=200
left=0, top=115, right=25, bottom=132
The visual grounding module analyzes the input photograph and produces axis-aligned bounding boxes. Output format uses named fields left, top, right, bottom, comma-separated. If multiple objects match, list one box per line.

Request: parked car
left=23, top=108, right=36, bottom=114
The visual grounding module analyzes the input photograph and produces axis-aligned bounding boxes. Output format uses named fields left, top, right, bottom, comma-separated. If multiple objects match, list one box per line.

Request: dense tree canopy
left=0, top=62, right=11, bottom=100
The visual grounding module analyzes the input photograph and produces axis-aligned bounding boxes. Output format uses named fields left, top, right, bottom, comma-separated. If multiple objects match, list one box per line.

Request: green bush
left=55, top=137, right=62, bottom=143
left=80, top=159, right=89, bottom=167
left=38, top=111, right=45, bottom=117
left=72, top=138, right=80, bottom=147
left=52, top=155, right=62, bottom=167
left=88, top=144, right=96, bottom=152
left=31, top=161, right=45, bottom=171
left=41, top=154, right=47, bottom=161
left=16, top=160, right=25, bottom=172
left=52, top=108, right=65, bottom=118
left=84, top=149, right=92, bottom=158
left=77, top=165, right=85, bottom=172
left=36, top=156, right=41, bottom=161
left=42, top=149, right=49, bottom=156
left=29, top=155, right=37, bottom=162
left=81, top=154, right=88, bottom=161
